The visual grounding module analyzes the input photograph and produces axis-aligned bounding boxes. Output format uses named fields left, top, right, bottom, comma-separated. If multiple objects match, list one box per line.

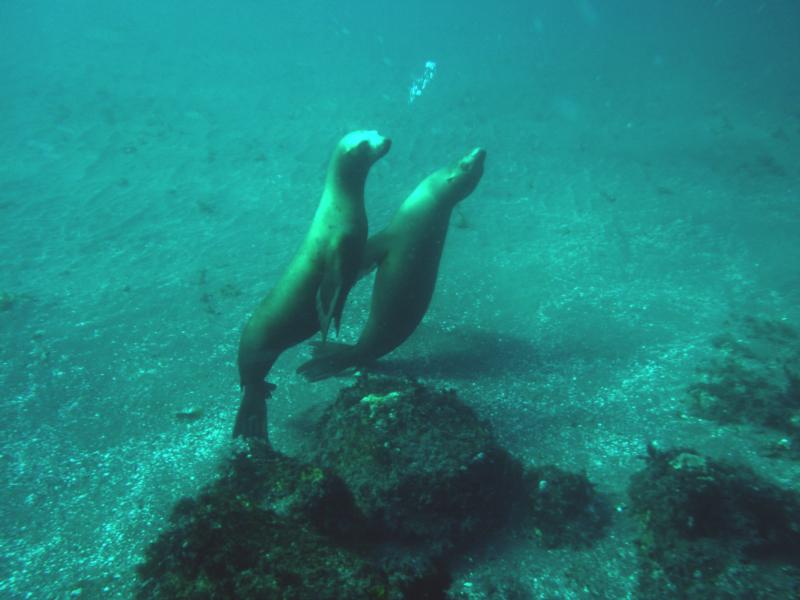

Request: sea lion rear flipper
left=308, top=340, right=350, bottom=356
left=232, top=381, right=275, bottom=440
left=297, top=343, right=358, bottom=381
left=358, top=231, right=391, bottom=279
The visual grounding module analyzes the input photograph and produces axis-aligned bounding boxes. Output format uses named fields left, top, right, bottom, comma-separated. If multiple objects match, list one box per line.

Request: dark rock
left=314, top=375, right=525, bottom=557
left=522, top=465, right=611, bottom=549
left=628, top=445, right=800, bottom=599
left=136, top=445, right=445, bottom=599
left=137, top=378, right=612, bottom=599
left=687, top=316, right=800, bottom=444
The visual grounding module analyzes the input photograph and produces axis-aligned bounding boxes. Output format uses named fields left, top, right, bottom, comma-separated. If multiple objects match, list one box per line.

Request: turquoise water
left=1, top=1, right=799, bottom=597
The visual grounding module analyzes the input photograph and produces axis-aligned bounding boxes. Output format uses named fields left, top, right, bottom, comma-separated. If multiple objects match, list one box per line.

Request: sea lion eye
left=346, top=140, right=367, bottom=157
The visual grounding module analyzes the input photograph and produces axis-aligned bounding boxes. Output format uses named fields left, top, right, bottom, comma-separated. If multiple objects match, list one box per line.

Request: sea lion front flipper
left=316, top=280, right=339, bottom=343
left=358, top=231, right=391, bottom=279
left=317, top=243, right=352, bottom=342
left=318, top=233, right=365, bottom=341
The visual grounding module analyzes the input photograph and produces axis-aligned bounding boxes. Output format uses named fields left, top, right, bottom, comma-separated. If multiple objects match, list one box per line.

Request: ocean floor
left=2, top=3, right=800, bottom=598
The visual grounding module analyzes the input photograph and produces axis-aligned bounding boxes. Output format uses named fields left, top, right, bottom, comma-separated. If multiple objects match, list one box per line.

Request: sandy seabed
left=1, top=3, right=799, bottom=597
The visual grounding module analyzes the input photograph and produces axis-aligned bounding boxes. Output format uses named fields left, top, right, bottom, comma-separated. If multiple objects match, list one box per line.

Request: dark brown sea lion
left=234, top=130, right=391, bottom=439
left=297, top=147, right=486, bottom=381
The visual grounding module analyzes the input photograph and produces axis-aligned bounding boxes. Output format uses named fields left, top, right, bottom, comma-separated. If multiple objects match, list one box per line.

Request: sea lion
left=297, top=146, right=486, bottom=381
left=234, top=130, right=392, bottom=440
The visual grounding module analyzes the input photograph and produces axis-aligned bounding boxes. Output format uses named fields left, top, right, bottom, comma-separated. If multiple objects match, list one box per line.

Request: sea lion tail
left=232, top=381, right=276, bottom=440
left=296, top=342, right=359, bottom=382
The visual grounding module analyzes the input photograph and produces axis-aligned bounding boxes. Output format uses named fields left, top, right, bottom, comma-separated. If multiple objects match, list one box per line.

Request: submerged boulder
left=688, top=316, right=800, bottom=455
left=522, top=465, right=611, bottom=549
left=137, top=377, right=609, bottom=599
left=136, top=447, right=446, bottom=599
left=628, top=444, right=800, bottom=599
left=314, top=376, right=525, bottom=557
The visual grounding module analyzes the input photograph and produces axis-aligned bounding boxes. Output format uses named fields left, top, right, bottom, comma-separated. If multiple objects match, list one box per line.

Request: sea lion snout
left=375, top=136, right=392, bottom=158
left=341, top=130, right=392, bottom=162
left=363, top=134, right=391, bottom=162
left=443, top=147, right=486, bottom=198
left=461, top=147, right=486, bottom=172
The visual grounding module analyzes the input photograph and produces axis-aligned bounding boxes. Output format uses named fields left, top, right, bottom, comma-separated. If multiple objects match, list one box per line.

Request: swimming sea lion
left=234, top=130, right=392, bottom=439
left=296, top=146, right=486, bottom=381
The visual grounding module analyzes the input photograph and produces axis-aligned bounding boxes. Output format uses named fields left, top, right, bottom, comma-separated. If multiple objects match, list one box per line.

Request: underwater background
left=1, top=0, right=799, bottom=598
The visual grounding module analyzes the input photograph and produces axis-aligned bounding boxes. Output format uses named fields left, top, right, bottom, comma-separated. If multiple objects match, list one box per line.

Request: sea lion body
left=234, top=130, right=391, bottom=439
left=297, top=147, right=486, bottom=381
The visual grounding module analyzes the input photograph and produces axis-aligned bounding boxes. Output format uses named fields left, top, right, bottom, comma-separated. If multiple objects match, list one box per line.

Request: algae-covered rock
left=688, top=316, right=800, bottom=443
left=522, top=465, right=611, bottom=549
left=138, top=378, right=612, bottom=599
left=314, top=376, right=525, bottom=556
left=135, top=446, right=441, bottom=599
left=628, top=444, right=800, bottom=599
left=138, top=499, right=385, bottom=599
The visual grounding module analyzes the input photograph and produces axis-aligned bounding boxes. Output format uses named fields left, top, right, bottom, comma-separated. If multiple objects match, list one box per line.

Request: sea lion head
left=438, top=147, right=486, bottom=206
left=337, top=130, right=392, bottom=170
left=325, top=130, right=391, bottom=193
